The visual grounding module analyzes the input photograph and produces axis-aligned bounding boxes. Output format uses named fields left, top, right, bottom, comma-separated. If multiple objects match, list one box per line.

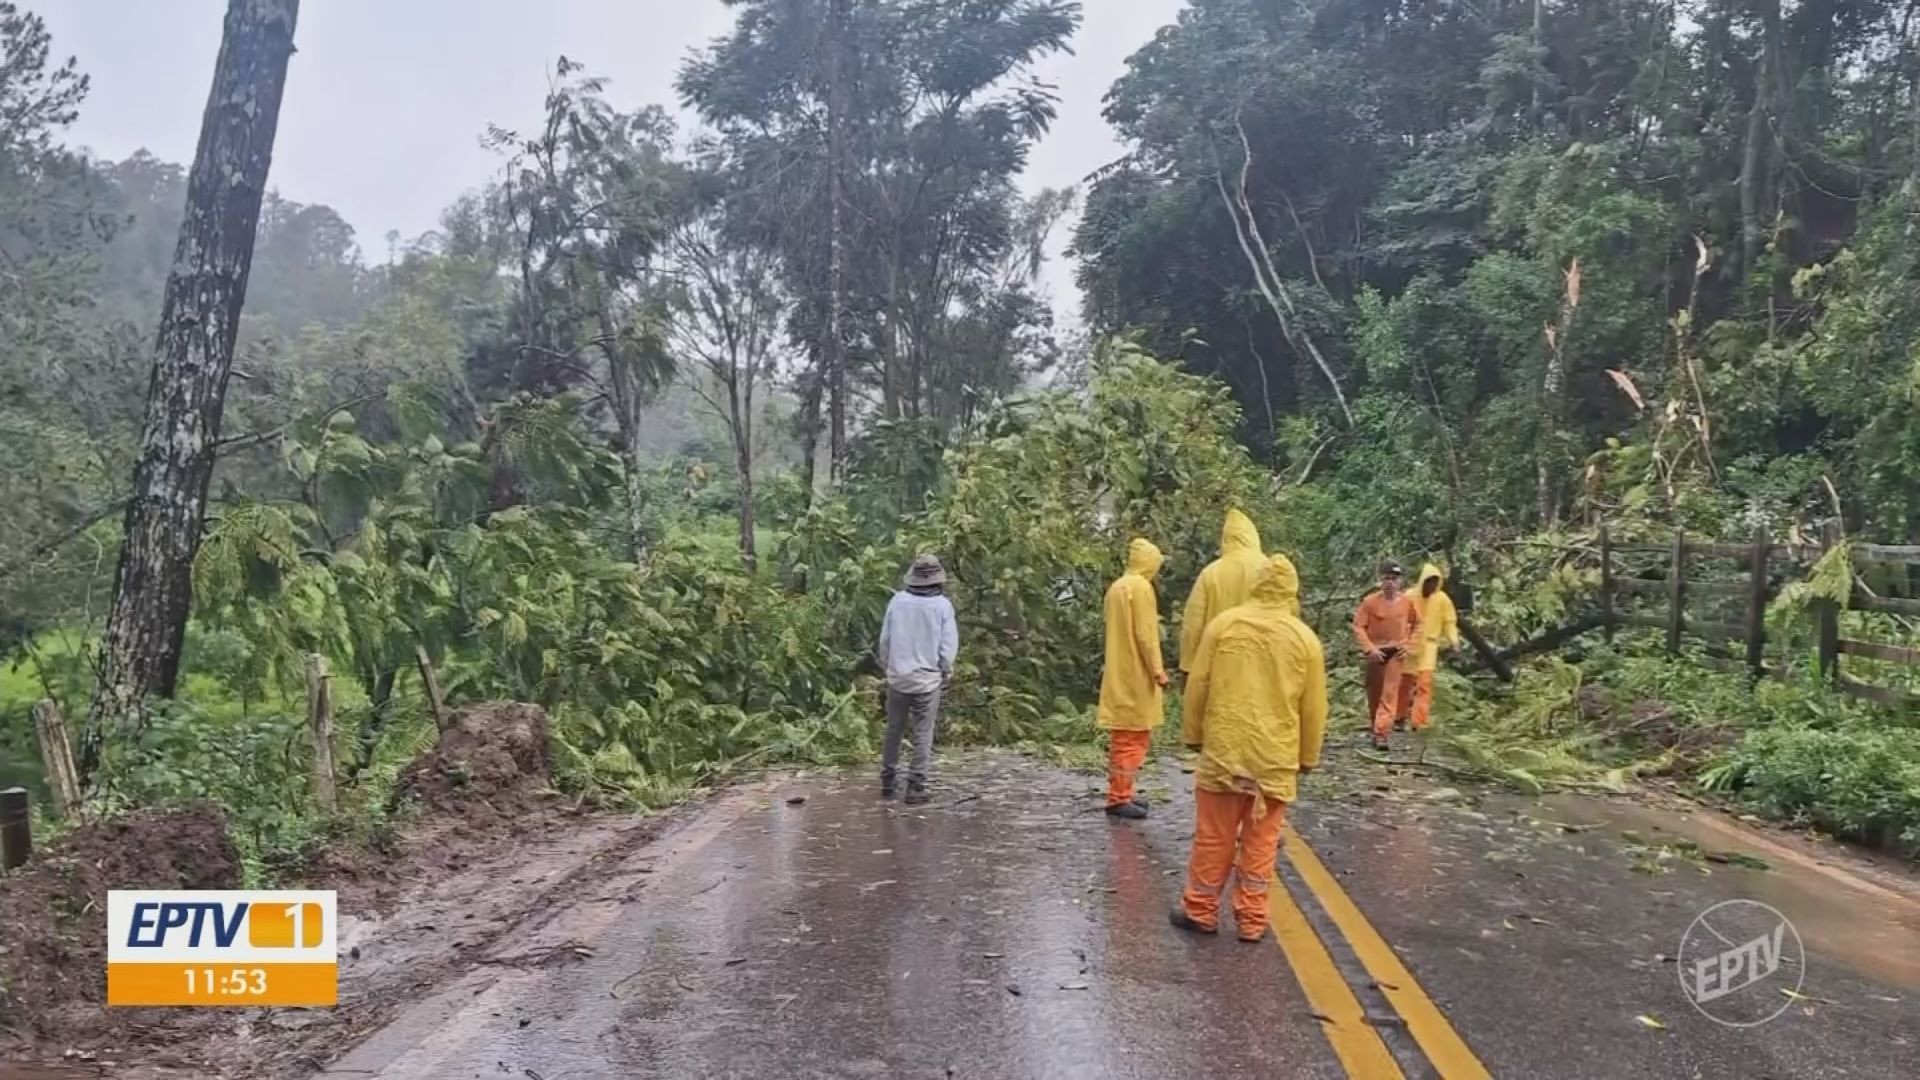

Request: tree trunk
left=824, top=0, right=852, bottom=482
left=1737, top=0, right=1780, bottom=281
left=719, top=360, right=757, bottom=572
left=798, top=366, right=826, bottom=504
left=1215, top=117, right=1354, bottom=426
left=604, top=310, right=651, bottom=561
left=882, top=242, right=902, bottom=420
left=83, top=0, right=300, bottom=778
left=305, top=653, right=337, bottom=813
left=411, top=645, right=447, bottom=732
left=1910, top=28, right=1920, bottom=184
left=354, top=666, right=397, bottom=775
left=736, top=449, right=758, bottom=572
left=1530, top=0, right=1543, bottom=131
left=1537, top=260, right=1579, bottom=527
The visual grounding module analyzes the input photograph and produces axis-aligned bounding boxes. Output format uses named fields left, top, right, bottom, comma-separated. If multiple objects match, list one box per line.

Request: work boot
left=1372, top=734, right=1391, bottom=752
left=903, top=782, right=931, bottom=806
left=880, top=773, right=896, bottom=799
left=1168, top=910, right=1218, bottom=936
left=1237, top=926, right=1272, bottom=944
left=1105, top=801, right=1148, bottom=820
left=1393, top=717, right=1408, bottom=732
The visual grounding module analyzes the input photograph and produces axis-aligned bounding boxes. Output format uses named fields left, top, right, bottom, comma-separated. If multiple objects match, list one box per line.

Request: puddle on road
left=1513, top=792, right=1920, bottom=992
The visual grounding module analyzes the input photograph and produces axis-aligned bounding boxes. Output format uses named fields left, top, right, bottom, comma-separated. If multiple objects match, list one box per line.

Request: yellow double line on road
left=1267, top=826, right=1492, bottom=1079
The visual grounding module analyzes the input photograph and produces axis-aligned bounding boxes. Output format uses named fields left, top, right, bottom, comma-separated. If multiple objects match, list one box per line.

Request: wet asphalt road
left=321, top=747, right=1918, bottom=1079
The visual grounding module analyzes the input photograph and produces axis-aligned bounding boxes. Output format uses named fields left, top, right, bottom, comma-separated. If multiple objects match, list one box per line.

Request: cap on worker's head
left=1379, top=560, right=1405, bottom=579
left=905, top=553, right=947, bottom=587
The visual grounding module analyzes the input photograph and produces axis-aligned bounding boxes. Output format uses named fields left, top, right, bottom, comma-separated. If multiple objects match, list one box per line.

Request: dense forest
left=1077, top=0, right=1920, bottom=547
left=1, top=0, right=1915, bottom=875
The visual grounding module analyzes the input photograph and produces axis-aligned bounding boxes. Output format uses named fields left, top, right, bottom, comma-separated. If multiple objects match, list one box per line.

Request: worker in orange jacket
left=1353, top=560, right=1420, bottom=750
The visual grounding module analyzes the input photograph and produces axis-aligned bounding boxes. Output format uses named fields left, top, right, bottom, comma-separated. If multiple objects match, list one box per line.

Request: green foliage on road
left=4, top=0, right=1919, bottom=873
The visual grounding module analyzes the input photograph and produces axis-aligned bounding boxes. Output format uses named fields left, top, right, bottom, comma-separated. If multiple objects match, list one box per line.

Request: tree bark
left=1537, top=260, right=1579, bottom=527
left=602, top=308, right=652, bottom=561
left=824, top=0, right=852, bottom=482
left=1214, top=117, right=1354, bottom=426
left=1737, top=0, right=1780, bottom=282
left=305, top=652, right=336, bottom=813
left=798, top=367, right=825, bottom=504
left=83, top=0, right=300, bottom=778
left=732, top=363, right=758, bottom=572
left=416, top=645, right=448, bottom=733
left=736, top=443, right=758, bottom=572
left=1531, top=0, right=1544, bottom=132
left=353, top=666, right=397, bottom=776
left=1910, top=22, right=1920, bottom=183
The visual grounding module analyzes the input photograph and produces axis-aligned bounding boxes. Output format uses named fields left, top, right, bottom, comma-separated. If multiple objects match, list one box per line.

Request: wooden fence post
left=1667, top=529, right=1687, bottom=654
left=415, top=645, right=448, bottom=733
left=31, top=700, right=82, bottom=819
left=1746, top=525, right=1770, bottom=678
left=1816, top=521, right=1842, bottom=682
left=305, top=654, right=337, bottom=812
left=0, top=787, right=30, bottom=870
left=1599, top=524, right=1615, bottom=643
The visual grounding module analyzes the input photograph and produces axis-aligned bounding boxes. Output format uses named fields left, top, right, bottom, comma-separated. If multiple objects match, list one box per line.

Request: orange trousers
left=1106, top=730, right=1152, bottom=807
left=1399, top=670, right=1433, bottom=729
left=1180, top=787, right=1289, bottom=939
left=1366, top=654, right=1407, bottom=737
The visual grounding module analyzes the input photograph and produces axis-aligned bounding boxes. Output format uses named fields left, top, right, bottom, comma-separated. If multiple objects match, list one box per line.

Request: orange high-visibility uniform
left=1354, top=587, right=1420, bottom=738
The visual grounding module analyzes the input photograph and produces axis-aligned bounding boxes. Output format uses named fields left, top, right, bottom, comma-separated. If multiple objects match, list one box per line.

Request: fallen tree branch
left=1210, top=112, right=1354, bottom=426
left=213, top=392, right=383, bottom=453
left=5, top=394, right=394, bottom=582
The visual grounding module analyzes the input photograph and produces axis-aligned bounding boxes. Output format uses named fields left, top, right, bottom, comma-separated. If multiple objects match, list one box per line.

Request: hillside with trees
left=1, top=0, right=1915, bottom=894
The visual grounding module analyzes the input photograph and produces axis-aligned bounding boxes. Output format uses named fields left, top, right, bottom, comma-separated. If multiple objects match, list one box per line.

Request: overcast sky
left=41, top=0, right=1187, bottom=327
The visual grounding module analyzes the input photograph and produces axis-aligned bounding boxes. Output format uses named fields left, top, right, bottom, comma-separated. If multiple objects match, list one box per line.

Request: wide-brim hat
left=905, top=554, right=947, bottom=587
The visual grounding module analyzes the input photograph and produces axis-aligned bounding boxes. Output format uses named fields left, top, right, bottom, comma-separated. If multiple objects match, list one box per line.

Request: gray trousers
left=881, top=686, right=942, bottom=787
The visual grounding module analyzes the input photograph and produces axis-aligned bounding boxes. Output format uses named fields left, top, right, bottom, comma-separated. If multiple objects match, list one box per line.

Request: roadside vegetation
left=3, top=0, right=1919, bottom=889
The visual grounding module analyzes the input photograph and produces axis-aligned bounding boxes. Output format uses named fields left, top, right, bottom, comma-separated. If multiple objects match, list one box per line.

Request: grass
left=0, top=631, right=92, bottom=800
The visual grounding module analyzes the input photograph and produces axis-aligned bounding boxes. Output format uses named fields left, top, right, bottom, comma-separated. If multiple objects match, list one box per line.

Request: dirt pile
left=0, top=803, right=239, bottom=1044
left=0, top=704, right=577, bottom=1072
left=393, top=702, right=553, bottom=822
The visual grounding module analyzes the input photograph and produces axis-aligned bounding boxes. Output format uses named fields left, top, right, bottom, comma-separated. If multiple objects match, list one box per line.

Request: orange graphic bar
left=107, top=962, right=337, bottom=1007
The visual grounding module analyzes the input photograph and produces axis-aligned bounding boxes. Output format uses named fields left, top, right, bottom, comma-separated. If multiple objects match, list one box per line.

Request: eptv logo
left=107, top=890, right=337, bottom=1007
left=1677, top=898, right=1804, bottom=1027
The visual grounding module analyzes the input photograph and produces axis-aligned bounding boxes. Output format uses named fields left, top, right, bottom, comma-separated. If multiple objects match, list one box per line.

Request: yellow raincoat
left=1413, top=562, right=1461, bottom=672
left=1179, top=509, right=1271, bottom=671
left=1097, top=539, right=1167, bottom=731
left=1180, top=554, right=1328, bottom=805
